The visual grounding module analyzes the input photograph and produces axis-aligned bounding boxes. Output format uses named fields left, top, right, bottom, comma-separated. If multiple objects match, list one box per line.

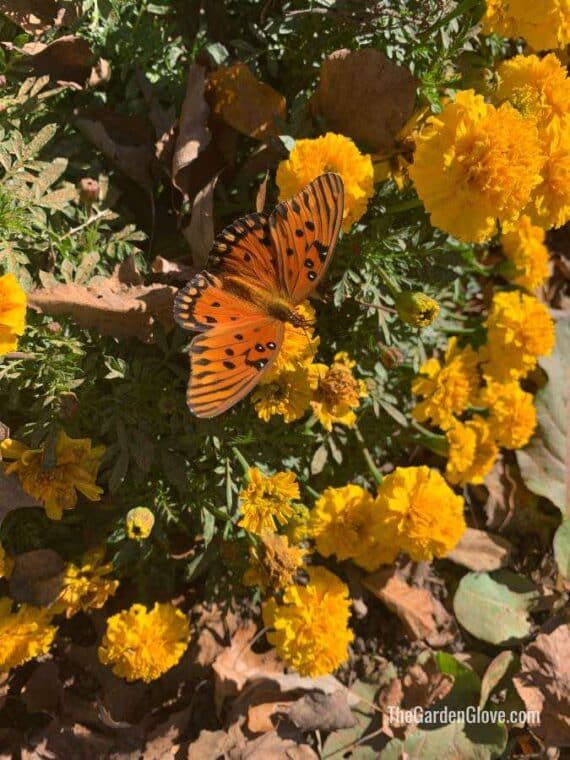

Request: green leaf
left=380, top=721, right=507, bottom=760
left=434, top=652, right=481, bottom=708
left=553, top=519, right=570, bottom=579
left=516, top=318, right=569, bottom=514
left=322, top=680, right=383, bottom=759
left=453, top=570, right=538, bottom=645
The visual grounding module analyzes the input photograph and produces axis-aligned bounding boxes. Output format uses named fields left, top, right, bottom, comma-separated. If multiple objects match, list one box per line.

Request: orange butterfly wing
left=269, top=172, right=344, bottom=303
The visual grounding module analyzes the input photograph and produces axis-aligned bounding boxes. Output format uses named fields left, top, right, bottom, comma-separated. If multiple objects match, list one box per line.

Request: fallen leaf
left=182, top=172, right=220, bottom=268
left=9, top=548, right=65, bottom=606
left=322, top=680, right=383, bottom=760
left=151, top=255, right=195, bottom=281
left=310, top=48, right=416, bottom=152
left=28, top=257, right=176, bottom=343
left=255, top=171, right=269, bottom=213
left=286, top=690, right=356, bottom=732
left=363, top=569, right=453, bottom=644
left=135, top=68, right=176, bottom=164
left=22, top=35, right=110, bottom=89
left=517, top=318, right=570, bottom=515
left=187, top=725, right=247, bottom=760
left=553, top=519, right=570, bottom=579
left=172, top=64, right=211, bottom=200
left=212, top=622, right=284, bottom=711
left=381, top=720, right=508, bottom=760
left=237, top=731, right=317, bottom=759
left=143, top=702, right=194, bottom=758
left=513, top=624, right=570, bottom=747
left=23, top=661, right=63, bottom=714
left=0, top=473, right=41, bottom=526
left=207, top=63, right=286, bottom=140
left=446, top=528, right=512, bottom=571
left=479, top=651, right=518, bottom=709
left=0, top=0, right=78, bottom=35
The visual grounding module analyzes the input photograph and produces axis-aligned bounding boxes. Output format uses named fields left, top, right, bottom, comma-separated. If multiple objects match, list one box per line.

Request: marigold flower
left=412, top=337, right=480, bottom=430
left=526, top=126, right=570, bottom=231
left=501, top=216, right=549, bottom=291
left=98, top=602, right=190, bottom=683
left=409, top=90, right=544, bottom=243
left=445, top=417, right=499, bottom=486
left=252, top=366, right=313, bottom=423
left=238, top=468, right=300, bottom=535
left=482, top=0, right=570, bottom=51
left=310, top=353, right=367, bottom=431
left=244, top=531, right=305, bottom=591
left=0, top=545, right=14, bottom=579
left=1, top=431, right=105, bottom=520
left=51, top=548, right=118, bottom=618
left=276, top=133, right=374, bottom=231
left=0, top=273, right=27, bottom=355
left=261, top=302, right=318, bottom=384
left=284, top=503, right=312, bottom=544
left=483, top=290, right=555, bottom=381
left=480, top=380, right=537, bottom=449
left=496, top=54, right=570, bottom=131
left=395, top=292, right=440, bottom=328
left=263, top=566, right=353, bottom=677
left=126, top=507, right=155, bottom=540
left=0, top=598, right=57, bottom=672
left=375, top=466, right=466, bottom=561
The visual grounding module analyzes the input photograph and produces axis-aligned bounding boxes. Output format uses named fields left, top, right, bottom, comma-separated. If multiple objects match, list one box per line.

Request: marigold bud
left=126, top=507, right=155, bottom=540
left=395, top=292, right=439, bottom=328
left=79, top=178, right=100, bottom=204
left=378, top=345, right=404, bottom=369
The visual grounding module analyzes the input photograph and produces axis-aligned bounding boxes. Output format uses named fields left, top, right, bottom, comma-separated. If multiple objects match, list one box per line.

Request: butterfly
left=173, top=172, right=344, bottom=418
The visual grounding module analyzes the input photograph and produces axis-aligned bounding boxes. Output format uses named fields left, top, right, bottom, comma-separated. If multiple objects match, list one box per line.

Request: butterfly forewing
left=269, top=172, right=344, bottom=303
left=187, top=319, right=284, bottom=417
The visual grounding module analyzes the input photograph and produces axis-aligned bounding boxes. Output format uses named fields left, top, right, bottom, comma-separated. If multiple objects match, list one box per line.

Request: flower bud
left=79, top=177, right=100, bottom=205
left=378, top=345, right=404, bottom=369
left=395, top=292, right=439, bottom=328
left=126, top=507, right=155, bottom=540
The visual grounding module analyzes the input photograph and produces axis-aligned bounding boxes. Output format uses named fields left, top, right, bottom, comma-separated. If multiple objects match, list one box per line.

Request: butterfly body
left=174, top=173, right=344, bottom=417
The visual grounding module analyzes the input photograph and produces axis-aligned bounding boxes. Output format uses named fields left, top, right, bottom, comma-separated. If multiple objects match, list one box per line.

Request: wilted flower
left=78, top=177, right=100, bottom=204
left=263, top=566, right=354, bottom=677
left=98, top=602, right=190, bottom=683
left=501, top=216, right=549, bottom=291
left=238, top=468, right=300, bottom=535
left=276, top=133, right=374, bottom=231
left=51, top=548, right=118, bottom=618
left=1, top=431, right=105, bottom=520
left=244, top=531, right=305, bottom=591
left=0, top=273, right=27, bottom=355
left=0, top=598, right=57, bottom=672
left=395, top=292, right=440, bottom=328
left=445, top=417, right=499, bottom=486
left=480, top=380, right=537, bottom=449
left=310, top=353, right=367, bottom=431
left=126, top=507, right=155, bottom=540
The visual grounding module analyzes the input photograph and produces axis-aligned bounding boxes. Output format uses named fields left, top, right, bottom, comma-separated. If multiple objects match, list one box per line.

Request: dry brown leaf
left=247, top=698, right=287, bottom=734
left=22, top=662, right=63, bottom=715
left=182, top=172, right=220, bottom=268
left=21, top=35, right=109, bottom=89
left=0, top=0, right=78, bottom=35
left=235, top=731, right=318, bottom=760
left=212, top=622, right=284, bottom=711
left=9, top=548, right=65, bottom=607
left=151, top=255, right=195, bottom=282
left=172, top=63, right=211, bottom=200
left=207, top=63, right=286, bottom=140
left=310, top=48, right=416, bottom=152
left=136, top=68, right=176, bottom=164
left=0, top=473, right=41, bottom=527
left=286, top=690, right=356, bottom=732
left=28, top=257, right=176, bottom=343
left=186, top=723, right=247, bottom=759
left=363, top=568, right=453, bottom=644
left=447, top=527, right=513, bottom=571
left=513, top=624, right=570, bottom=747
left=255, top=171, right=269, bottom=213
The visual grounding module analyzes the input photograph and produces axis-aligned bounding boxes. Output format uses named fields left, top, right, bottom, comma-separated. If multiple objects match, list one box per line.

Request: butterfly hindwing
left=188, top=319, right=285, bottom=418
left=269, top=172, right=344, bottom=303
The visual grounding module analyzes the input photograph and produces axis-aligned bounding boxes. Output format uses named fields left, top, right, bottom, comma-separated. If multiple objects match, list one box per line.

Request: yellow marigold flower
left=526, top=126, right=570, bottom=230
left=496, top=54, right=570, bottom=130
left=126, top=507, right=155, bottom=540
left=480, top=380, right=537, bottom=449
left=243, top=531, right=305, bottom=591
left=395, top=292, right=440, bottom=328
left=501, top=216, right=550, bottom=291
left=412, top=337, right=480, bottom=430
left=51, top=548, right=118, bottom=618
left=252, top=366, right=313, bottom=423
left=482, top=0, right=570, bottom=51
left=0, top=273, right=27, bottom=355
left=276, top=133, right=374, bottom=231
left=0, top=545, right=14, bottom=579
left=0, top=598, right=57, bottom=672
left=445, top=417, right=499, bottom=486
left=238, top=468, right=299, bottom=535
left=262, top=301, right=318, bottom=384
left=375, top=466, right=466, bottom=561
left=284, top=503, right=311, bottom=544
left=309, top=352, right=367, bottom=431
left=263, top=566, right=353, bottom=677
left=408, top=90, right=544, bottom=243
left=483, top=290, right=555, bottom=381
left=98, top=602, right=190, bottom=683
left=0, top=431, right=105, bottom=521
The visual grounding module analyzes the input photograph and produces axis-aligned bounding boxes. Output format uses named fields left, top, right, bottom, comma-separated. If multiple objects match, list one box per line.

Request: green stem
left=411, top=420, right=448, bottom=456
left=203, top=502, right=232, bottom=523
left=376, top=266, right=401, bottom=298
left=354, top=424, right=383, bottom=485
left=232, top=446, right=251, bottom=478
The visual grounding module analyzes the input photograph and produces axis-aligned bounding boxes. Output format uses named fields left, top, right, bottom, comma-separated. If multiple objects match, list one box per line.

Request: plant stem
left=232, top=446, right=251, bottom=478
left=354, top=424, right=383, bottom=485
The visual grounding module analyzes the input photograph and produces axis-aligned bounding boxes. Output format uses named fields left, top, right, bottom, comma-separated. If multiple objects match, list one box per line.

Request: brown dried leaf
left=363, top=569, right=453, bottom=644
left=0, top=473, right=41, bottom=527
left=22, top=35, right=109, bottom=89
left=447, top=527, right=513, bottom=571
left=9, top=548, right=65, bottom=606
left=207, top=63, right=286, bottom=140
left=311, top=48, right=416, bottom=152
left=0, top=0, right=78, bottom=35
left=151, top=255, right=195, bottom=282
left=513, top=624, right=570, bottom=747
left=172, top=64, right=211, bottom=200
left=286, top=690, right=356, bottom=732
left=255, top=171, right=269, bottom=213
left=182, top=172, right=220, bottom=268
left=186, top=725, right=247, bottom=760
left=23, top=662, right=63, bottom=715
left=28, top=257, right=176, bottom=343
left=235, top=731, right=318, bottom=760
left=212, top=622, right=284, bottom=710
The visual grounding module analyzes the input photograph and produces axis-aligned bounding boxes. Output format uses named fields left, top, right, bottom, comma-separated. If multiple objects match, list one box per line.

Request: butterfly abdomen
left=223, top=275, right=297, bottom=324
